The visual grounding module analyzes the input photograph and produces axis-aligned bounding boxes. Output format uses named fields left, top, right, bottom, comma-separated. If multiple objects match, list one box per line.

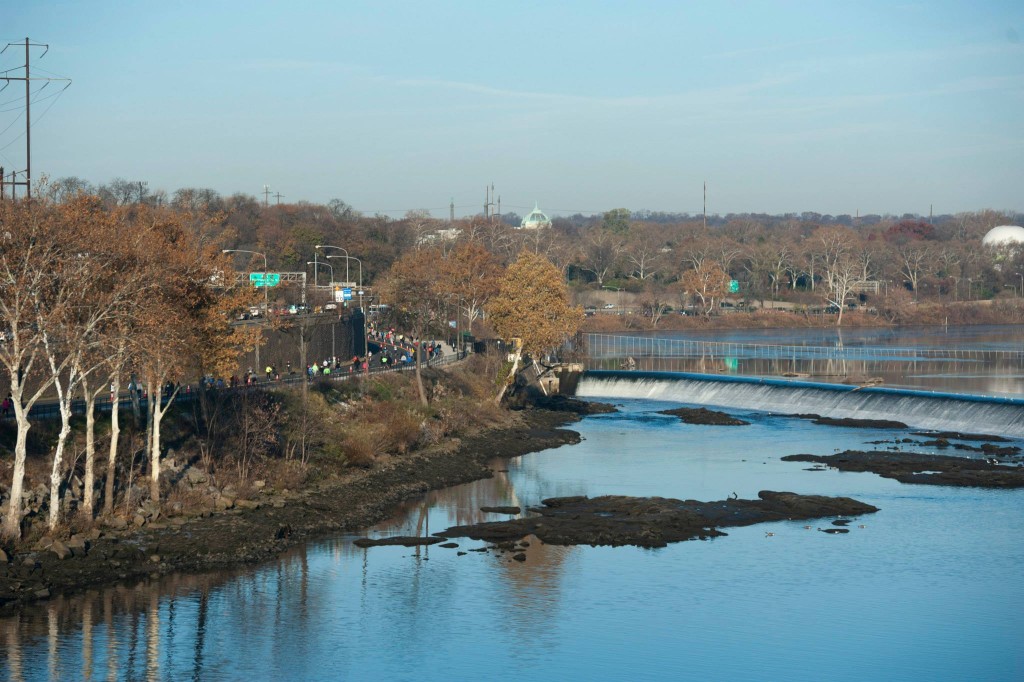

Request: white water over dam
left=575, top=370, right=1024, bottom=438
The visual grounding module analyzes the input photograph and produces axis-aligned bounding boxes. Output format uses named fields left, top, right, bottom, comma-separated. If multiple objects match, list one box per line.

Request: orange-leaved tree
left=679, top=260, right=730, bottom=317
left=487, top=251, right=583, bottom=404
left=378, top=246, right=444, bottom=406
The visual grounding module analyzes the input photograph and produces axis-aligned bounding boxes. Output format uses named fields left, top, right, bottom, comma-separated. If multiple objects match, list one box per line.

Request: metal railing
left=584, top=333, right=1024, bottom=363
left=2, top=350, right=465, bottom=422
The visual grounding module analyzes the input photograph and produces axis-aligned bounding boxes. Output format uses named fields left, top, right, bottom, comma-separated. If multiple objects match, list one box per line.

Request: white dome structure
left=520, top=202, right=552, bottom=230
left=982, top=225, right=1024, bottom=247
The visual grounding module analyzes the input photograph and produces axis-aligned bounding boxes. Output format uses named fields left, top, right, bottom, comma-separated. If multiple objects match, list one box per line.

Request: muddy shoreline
left=0, top=408, right=582, bottom=613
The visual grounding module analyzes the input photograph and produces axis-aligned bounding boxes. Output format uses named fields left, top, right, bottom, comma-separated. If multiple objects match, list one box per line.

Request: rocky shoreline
left=0, top=407, right=584, bottom=613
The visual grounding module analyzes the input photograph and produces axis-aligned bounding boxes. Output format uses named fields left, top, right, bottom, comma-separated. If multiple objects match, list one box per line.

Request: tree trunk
left=494, top=350, right=522, bottom=406
left=82, top=378, right=97, bottom=517
left=2, top=397, right=31, bottom=540
left=48, top=403, right=73, bottom=531
left=149, top=380, right=162, bottom=503
left=413, top=343, right=428, bottom=406
left=104, top=373, right=121, bottom=516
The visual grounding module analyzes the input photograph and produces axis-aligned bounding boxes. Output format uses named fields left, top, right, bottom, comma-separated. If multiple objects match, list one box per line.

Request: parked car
left=324, top=302, right=338, bottom=311
left=603, top=303, right=616, bottom=309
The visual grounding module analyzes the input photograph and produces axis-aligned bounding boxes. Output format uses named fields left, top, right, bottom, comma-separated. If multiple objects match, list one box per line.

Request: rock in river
left=436, top=492, right=878, bottom=549
left=658, top=407, right=749, bottom=426
left=783, top=451, right=1024, bottom=488
left=353, top=536, right=446, bottom=548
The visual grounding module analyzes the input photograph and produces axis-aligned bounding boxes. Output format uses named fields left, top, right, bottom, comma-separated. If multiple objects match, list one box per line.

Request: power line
left=0, top=84, right=68, bottom=153
left=0, top=38, right=71, bottom=199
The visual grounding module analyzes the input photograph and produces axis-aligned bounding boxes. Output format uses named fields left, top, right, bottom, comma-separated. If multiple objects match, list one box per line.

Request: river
left=2, top=326, right=1023, bottom=681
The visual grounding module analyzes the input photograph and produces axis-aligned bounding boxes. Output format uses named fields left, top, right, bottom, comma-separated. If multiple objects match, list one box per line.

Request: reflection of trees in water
left=0, top=545, right=331, bottom=680
left=612, top=353, right=1021, bottom=393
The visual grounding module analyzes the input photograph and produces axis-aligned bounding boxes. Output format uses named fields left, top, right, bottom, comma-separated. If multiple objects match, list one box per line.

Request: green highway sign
left=249, top=273, right=281, bottom=287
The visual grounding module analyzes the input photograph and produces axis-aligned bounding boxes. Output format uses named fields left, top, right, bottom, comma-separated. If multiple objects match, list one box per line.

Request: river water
left=2, top=327, right=1023, bottom=681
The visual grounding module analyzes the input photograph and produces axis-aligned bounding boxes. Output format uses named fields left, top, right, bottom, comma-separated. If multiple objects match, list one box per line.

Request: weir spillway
left=573, top=370, right=1024, bottom=438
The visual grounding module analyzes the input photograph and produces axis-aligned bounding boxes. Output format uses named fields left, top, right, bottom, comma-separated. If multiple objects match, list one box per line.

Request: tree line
left=0, top=195, right=255, bottom=541
left=41, top=178, right=1023, bottom=320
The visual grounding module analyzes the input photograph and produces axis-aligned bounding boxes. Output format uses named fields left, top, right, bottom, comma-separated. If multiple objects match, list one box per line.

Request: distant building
left=416, top=227, right=462, bottom=245
left=519, top=202, right=552, bottom=230
left=982, top=225, right=1024, bottom=248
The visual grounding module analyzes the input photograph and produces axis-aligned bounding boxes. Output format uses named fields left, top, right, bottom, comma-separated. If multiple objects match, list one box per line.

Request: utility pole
left=703, top=180, right=707, bottom=230
left=497, top=195, right=501, bottom=222
left=263, top=185, right=271, bottom=207
left=0, top=38, right=71, bottom=199
left=274, top=191, right=284, bottom=205
left=450, top=198, right=454, bottom=223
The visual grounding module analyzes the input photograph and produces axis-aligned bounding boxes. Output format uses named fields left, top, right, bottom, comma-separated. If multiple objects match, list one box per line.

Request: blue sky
left=3, top=1, right=1022, bottom=217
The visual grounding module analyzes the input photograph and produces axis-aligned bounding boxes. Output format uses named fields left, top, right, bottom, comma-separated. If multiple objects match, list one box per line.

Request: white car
left=603, top=303, right=616, bottom=309
left=325, top=302, right=338, bottom=311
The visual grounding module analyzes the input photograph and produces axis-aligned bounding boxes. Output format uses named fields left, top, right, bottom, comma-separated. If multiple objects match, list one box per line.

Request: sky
left=3, top=1, right=1022, bottom=218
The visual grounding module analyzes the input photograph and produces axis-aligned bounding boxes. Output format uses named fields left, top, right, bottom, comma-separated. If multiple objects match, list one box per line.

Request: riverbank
left=581, top=299, right=1024, bottom=332
left=0, top=406, right=584, bottom=613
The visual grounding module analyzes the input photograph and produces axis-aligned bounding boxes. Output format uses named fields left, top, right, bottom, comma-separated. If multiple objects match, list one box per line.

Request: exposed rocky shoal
left=435, top=491, right=879, bottom=549
left=658, top=407, right=750, bottom=426
left=790, top=414, right=908, bottom=429
left=479, top=506, right=521, bottom=514
left=783, top=451, right=1024, bottom=488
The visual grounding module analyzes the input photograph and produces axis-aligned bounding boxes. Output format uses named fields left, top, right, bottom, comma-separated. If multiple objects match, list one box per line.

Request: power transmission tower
left=274, top=191, right=284, bottom=205
left=263, top=184, right=271, bottom=207
left=484, top=183, right=496, bottom=222
left=0, top=38, right=71, bottom=199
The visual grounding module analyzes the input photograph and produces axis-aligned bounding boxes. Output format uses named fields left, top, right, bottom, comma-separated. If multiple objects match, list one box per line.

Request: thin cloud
left=702, top=37, right=835, bottom=60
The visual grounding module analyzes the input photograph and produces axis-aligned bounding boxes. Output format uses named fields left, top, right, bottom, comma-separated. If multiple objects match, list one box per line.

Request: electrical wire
left=0, top=84, right=64, bottom=113
left=0, top=83, right=68, bottom=153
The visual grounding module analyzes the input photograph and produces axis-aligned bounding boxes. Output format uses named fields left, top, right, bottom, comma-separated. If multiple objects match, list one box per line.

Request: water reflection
left=0, top=461, right=571, bottom=680
left=589, top=356, right=1024, bottom=396
left=598, top=324, right=1024, bottom=396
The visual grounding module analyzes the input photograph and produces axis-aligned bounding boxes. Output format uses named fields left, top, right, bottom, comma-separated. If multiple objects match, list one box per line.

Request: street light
left=224, top=248, right=268, bottom=370
left=307, top=261, right=333, bottom=288
left=315, top=245, right=349, bottom=283
left=602, top=285, right=623, bottom=315
left=326, top=254, right=361, bottom=288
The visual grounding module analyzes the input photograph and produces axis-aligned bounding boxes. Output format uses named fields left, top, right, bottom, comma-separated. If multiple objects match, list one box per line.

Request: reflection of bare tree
left=47, top=601, right=58, bottom=682
left=146, top=591, right=160, bottom=681
left=192, top=585, right=209, bottom=682
left=4, top=615, right=24, bottom=682
left=82, top=594, right=94, bottom=682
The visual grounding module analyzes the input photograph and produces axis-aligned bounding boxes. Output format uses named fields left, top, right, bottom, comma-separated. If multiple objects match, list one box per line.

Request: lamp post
left=307, top=261, right=333, bottom=288
left=315, top=245, right=349, bottom=283
left=224, top=248, right=268, bottom=370
left=327, top=254, right=361, bottom=289
left=602, top=285, right=623, bottom=315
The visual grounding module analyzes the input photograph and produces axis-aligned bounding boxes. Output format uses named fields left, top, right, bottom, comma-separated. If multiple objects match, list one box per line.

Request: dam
left=573, top=370, right=1024, bottom=438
